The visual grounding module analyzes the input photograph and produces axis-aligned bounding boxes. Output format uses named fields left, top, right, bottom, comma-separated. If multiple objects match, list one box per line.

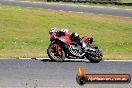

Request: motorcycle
left=47, top=35, right=103, bottom=63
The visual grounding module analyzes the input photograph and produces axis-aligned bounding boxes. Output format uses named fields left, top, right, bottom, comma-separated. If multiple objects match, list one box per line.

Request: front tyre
left=85, top=45, right=103, bottom=63
left=86, top=54, right=102, bottom=63
left=47, top=45, right=66, bottom=62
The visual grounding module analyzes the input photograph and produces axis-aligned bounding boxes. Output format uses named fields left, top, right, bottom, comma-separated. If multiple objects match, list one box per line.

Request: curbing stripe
left=19, top=58, right=33, bottom=59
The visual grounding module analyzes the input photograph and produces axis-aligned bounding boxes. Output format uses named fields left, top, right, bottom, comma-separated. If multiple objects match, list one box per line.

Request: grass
left=121, top=0, right=132, bottom=2
left=0, top=5, right=132, bottom=59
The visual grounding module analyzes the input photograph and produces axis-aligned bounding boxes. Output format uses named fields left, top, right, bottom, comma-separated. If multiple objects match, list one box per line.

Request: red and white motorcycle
left=47, top=35, right=103, bottom=63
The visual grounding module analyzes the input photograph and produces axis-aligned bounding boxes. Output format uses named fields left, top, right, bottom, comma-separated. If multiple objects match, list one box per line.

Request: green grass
left=122, top=0, right=132, bottom=2
left=0, top=5, right=132, bottom=59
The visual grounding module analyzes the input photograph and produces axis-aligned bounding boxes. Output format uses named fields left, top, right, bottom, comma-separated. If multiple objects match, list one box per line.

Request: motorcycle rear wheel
left=47, top=45, right=66, bottom=62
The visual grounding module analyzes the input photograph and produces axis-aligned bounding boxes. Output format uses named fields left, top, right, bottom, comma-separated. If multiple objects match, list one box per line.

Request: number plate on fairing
left=69, top=45, right=84, bottom=57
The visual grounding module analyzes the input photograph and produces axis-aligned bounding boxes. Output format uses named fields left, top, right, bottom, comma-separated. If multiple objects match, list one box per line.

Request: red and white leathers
left=50, top=32, right=57, bottom=42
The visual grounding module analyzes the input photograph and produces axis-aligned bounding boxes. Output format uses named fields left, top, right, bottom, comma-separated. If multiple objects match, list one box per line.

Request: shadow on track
left=40, top=58, right=90, bottom=63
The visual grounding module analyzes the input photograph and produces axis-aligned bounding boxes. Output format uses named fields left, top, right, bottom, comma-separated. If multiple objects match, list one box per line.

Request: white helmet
left=49, top=28, right=58, bottom=35
left=61, top=29, right=69, bottom=35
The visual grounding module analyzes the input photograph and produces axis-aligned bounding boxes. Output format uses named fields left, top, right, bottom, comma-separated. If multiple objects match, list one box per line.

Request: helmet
left=61, top=29, right=69, bottom=35
left=49, top=28, right=58, bottom=35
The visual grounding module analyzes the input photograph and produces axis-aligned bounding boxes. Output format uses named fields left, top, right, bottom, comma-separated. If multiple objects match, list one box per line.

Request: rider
left=49, top=28, right=93, bottom=48
left=49, top=28, right=69, bottom=42
left=59, top=29, right=85, bottom=48
left=58, top=29, right=69, bottom=37
left=49, top=28, right=58, bottom=42
left=69, top=32, right=93, bottom=48
left=70, top=32, right=87, bottom=48
left=49, top=28, right=69, bottom=39
left=59, top=29, right=82, bottom=45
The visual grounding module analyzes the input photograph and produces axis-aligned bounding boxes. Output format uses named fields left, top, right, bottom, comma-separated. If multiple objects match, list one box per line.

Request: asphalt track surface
left=0, top=58, right=131, bottom=88
left=0, top=0, right=132, bottom=17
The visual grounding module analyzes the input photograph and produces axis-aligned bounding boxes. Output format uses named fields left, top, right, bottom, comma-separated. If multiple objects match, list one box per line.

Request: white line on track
left=104, top=60, right=132, bottom=62
left=0, top=58, right=132, bottom=62
left=19, top=58, right=132, bottom=62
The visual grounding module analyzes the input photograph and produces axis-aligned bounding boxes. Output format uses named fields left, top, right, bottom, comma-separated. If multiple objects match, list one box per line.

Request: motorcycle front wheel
left=85, top=45, right=103, bottom=63
left=86, top=54, right=102, bottom=63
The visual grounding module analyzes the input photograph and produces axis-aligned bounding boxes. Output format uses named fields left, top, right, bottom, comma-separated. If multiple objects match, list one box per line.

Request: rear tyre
left=47, top=45, right=65, bottom=62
